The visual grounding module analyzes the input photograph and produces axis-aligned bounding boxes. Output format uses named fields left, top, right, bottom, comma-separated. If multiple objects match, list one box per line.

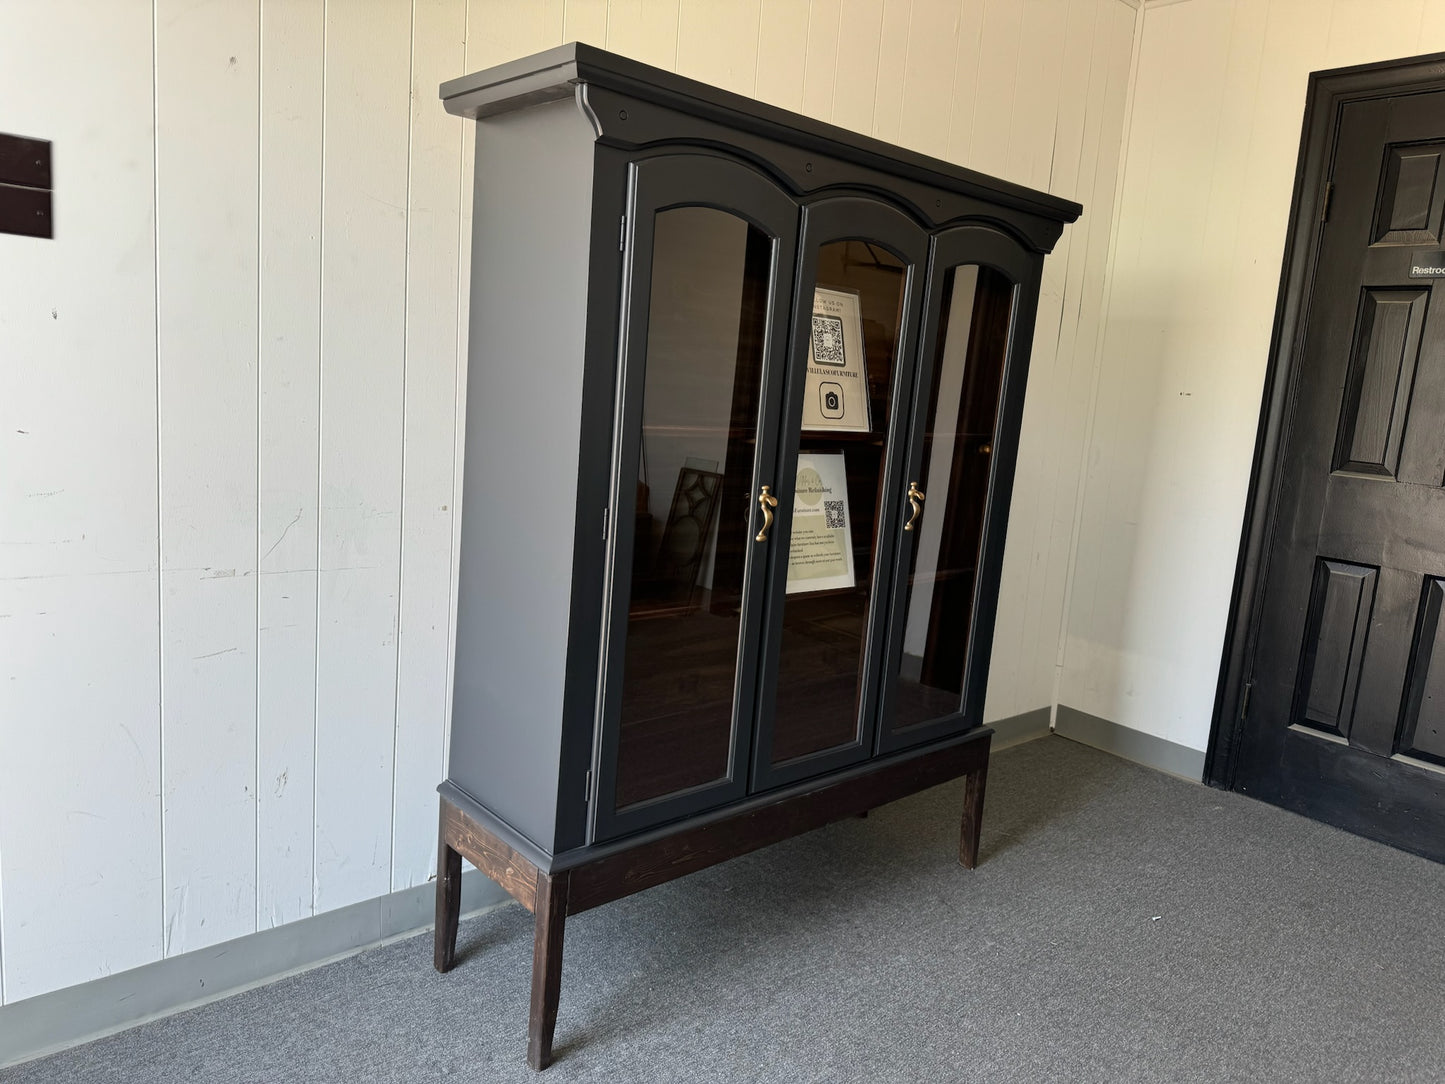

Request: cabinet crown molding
left=440, top=42, right=1082, bottom=234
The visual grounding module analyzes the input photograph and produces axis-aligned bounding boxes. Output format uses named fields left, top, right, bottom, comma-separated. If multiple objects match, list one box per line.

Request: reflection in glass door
left=750, top=197, right=929, bottom=790
left=615, top=206, right=773, bottom=808
left=593, top=152, right=801, bottom=844
left=769, top=240, right=908, bottom=764
left=889, top=263, right=1015, bottom=731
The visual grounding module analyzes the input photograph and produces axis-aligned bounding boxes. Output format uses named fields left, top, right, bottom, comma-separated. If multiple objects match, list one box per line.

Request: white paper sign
left=801, top=287, right=872, bottom=433
left=785, top=452, right=856, bottom=594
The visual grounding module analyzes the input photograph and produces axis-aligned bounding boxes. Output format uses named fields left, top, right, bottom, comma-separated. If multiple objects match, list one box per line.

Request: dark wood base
left=434, top=731, right=990, bottom=1070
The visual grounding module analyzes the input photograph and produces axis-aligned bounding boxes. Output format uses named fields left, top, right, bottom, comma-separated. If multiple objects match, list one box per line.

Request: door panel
left=750, top=197, right=928, bottom=792
left=1333, top=287, right=1427, bottom=477
left=878, top=225, right=1038, bottom=753
left=1373, top=141, right=1445, bottom=245
left=1400, top=577, right=1445, bottom=764
left=1294, top=558, right=1377, bottom=740
left=593, top=153, right=798, bottom=841
left=1237, top=89, right=1445, bottom=861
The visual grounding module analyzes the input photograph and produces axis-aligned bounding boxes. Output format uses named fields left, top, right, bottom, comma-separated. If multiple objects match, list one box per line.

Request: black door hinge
left=584, top=769, right=594, bottom=803
left=602, top=506, right=609, bottom=541
left=1320, top=181, right=1334, bottom=224
left=1241, top=681, right=1254, bottom=718
left=619, top=213, right=627, bottom=252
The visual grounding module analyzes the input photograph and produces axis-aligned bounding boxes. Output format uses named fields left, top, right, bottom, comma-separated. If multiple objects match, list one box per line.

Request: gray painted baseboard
left=0, top=870, right=511, bottom=1069
left=987, top=706, right=1053, bottom=751
left=1054, top=705, right=1206, bottom=781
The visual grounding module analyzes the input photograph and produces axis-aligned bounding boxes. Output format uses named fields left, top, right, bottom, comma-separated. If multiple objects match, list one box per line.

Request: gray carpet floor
left=6, top=735, right=1445, bottom=1083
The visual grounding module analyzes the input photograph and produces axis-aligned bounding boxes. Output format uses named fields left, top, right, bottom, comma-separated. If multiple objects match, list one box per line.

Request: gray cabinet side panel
left=448, top=98, right=598, bottom=852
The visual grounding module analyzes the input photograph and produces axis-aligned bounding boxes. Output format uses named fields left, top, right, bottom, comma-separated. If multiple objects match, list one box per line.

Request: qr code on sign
left=823, top=500, right=846, bottom=529
left=811, top=314, right=846, bottom=366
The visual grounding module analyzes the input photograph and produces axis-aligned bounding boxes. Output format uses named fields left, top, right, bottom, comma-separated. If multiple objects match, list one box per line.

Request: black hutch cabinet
left=432, top=44, right=1080, bottom=1070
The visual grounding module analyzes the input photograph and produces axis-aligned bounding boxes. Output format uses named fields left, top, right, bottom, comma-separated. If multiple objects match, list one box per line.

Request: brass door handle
left=755, top=485, right=779, bottom=542
left=904, top=481, right=925, bottom=531
left=978, top=441, right=992, bottom=455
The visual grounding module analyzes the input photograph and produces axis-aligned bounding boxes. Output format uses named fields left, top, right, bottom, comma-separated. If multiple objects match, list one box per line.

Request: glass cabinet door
left=750, top=197, right=929, bottom=790
left=878, top=225, right=1040, bottom=752
left=593, top=154, right=798, bottom=840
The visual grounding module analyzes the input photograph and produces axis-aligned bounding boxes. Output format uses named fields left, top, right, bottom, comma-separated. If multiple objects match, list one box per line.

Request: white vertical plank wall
left=676, top=0, right=761, bottom=96
left=0, top=1, right=164, bottom=1004
left=605, top=0, right=680, bottom=69
left=256, top=0, right=325, bottom=931
left=831, top=0, right=884, bottom=135
left=392, top=0, right=468, bottom=894
left=564, top=0, right=610, bottom=46
left=941, top=0, right=985, bottom=164
left=1061, top=0, right=1445, bottom=756
left=754, top=0, right=811, bottom=112
left=801, top=0, right=843, bottom=120
left=985, top=0, right=1070, bottom=712
left=897, top=0, right=964, bottom=161
left=870, top=0, right=914, bottom=145
left=989, top=0, right=1136, bottom=725
left=154, top=0, right=262, bottom=959
left=0, top=0, right=1136, bottom=1005
left=1030, top=0, right=1123, bottom=718
left=313, top=1, right=413, bottom=915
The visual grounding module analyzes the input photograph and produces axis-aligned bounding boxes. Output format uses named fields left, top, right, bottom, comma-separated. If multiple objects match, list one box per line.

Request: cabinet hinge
left=584, top=769, right=594, bottom=803
left=1241, top=681, right=1254, bottom=719
left=602, top=506, right=609, bottom=541
left=619, top=213, right=627, bottom=252
left=1320, top=181, right=1334, bottom=224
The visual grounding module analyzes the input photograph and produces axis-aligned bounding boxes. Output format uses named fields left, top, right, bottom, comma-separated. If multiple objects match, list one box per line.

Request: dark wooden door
left=1237, top=88, right=1445, bottom=860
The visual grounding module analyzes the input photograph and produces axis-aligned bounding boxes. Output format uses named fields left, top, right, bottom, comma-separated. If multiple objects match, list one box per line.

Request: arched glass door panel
left=750, top=197, right=928, bottom=791
left=594, top=154, right=798, bottom=840
left=877, top=224, right=1042, bottom=753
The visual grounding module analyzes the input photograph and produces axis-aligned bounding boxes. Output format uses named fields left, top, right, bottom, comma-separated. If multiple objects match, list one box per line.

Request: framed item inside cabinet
left=802, top=285, right=871, bottom=433
left=784, top=450, right=857, bottom=594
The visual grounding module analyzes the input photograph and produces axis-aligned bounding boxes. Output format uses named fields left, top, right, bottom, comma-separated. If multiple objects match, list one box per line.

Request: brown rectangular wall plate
left=0, top=133, right=52, bottom=238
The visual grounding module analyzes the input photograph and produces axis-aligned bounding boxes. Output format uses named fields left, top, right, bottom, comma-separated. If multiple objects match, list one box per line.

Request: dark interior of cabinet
left=771, top=241, right=906, bottom=764
left=891, top=264, right=1014, bottom=731
left=616, top=208, right=771, bottom=809
left=613, top=221, right=1018, bottom=806
left=615, top=612, right=739, bottom=807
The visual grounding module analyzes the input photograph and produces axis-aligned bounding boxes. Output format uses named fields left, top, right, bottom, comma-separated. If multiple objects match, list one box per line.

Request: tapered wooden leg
left=958, top=764, right=987, bottom=869
left=434, top=813, right=463, bottom=973
left=527, top=870, right=570, bottom=1071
